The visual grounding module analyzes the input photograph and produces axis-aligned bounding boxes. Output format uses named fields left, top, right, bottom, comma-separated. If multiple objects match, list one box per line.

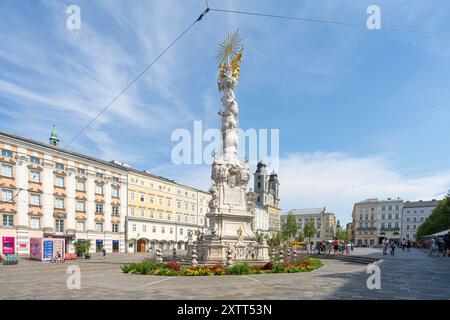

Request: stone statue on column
left=198, top=30, right=269, bottom=263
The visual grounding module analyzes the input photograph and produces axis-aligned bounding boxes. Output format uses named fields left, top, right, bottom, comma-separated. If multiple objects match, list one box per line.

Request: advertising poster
left=30, top=238, right=42, bottom=260
left=43, top=240, right=53, bottom=260
left=2, top=237, right=15, bottom=254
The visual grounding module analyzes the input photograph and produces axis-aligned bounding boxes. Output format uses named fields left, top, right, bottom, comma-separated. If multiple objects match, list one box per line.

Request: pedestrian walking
left=430, top=238, right=440, bottom=257
left=443, top=231, right=450, bottom=257
left=315, top=242, right=322, bottom=254
left=389, top=240, right=395, bottom=255
left=102, top=248, right=106, bottom=260
left=407, top=240, right=411, bottom=252
left=382, top=238, right=389, bottom=255
left=333, top=239, right=339, bottom=255
left=401, top=238, right=406, bottom=251
left=338, top=241, right=343, bottom=255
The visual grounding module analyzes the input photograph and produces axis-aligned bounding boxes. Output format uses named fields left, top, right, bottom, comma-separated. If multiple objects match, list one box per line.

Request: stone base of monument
left=192, top=237, right=270, bottom=264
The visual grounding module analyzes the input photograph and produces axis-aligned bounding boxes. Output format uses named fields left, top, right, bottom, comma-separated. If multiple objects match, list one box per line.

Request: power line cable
left=64, top=7, right=210, bottom=150
left=6, top=7, right=210, bottom=203
left=210, top=7, right=450, bottom=37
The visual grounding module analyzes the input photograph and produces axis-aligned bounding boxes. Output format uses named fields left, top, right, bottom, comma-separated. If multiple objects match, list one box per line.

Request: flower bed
left=120, top=258, right=322, bottom=276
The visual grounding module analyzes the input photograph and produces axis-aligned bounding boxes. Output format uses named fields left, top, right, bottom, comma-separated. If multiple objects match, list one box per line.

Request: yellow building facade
left=125, top=168, right=210, bottom=252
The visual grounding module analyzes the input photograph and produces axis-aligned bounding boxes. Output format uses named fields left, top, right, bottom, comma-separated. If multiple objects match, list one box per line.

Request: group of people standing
left=382, top=237, right=412, bottom=256
left=312, top=239, right=353, bottom=255
left=382, top=237, right=400, bottom=255
left=429, top=231, right=450, bottom=257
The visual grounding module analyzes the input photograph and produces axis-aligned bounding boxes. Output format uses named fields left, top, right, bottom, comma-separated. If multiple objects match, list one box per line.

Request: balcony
left=380, top=227, right=400, bottom=232
left=356, top=227, right=377, bottom=231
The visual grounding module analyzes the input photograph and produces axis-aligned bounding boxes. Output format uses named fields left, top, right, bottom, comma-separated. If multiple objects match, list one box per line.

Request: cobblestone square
left=1, top=248, right=449, bottom=300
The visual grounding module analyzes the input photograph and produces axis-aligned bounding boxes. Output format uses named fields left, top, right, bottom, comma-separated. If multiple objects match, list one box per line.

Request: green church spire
left=49, top=121, right=59, bottom=146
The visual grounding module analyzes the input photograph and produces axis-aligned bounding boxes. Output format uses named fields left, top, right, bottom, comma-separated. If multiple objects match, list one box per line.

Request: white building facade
left=0, top=130, right=128, bottom=256
left=401, top=200, right=438, bottom=243
left=377, top=198, right=403, bottom=245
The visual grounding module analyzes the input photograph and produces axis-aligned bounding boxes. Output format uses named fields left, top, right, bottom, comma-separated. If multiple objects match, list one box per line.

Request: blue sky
left=1, top=0, right=450, bottom=224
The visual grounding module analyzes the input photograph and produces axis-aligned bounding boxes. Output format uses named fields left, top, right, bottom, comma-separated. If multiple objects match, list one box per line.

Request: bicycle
left=50, top=256, right=66, bottom=263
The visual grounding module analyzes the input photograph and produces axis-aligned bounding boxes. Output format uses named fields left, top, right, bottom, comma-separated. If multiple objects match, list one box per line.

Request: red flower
left=164, top=262, right=182, bottom=271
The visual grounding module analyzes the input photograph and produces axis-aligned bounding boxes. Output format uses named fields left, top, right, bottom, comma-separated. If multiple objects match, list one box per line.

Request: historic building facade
left=0, top=129, right=128, bottom=256
left=352, top=199, right=380, bottom=246
left=253, top=160, right=281, bottom=236
left=377, top=198, right=403, bottom=244
left=401, top=199, right=438, bottom=244
left=352, top=197, right=403, bottom=246
left=123, top=167, right=210, bottom=252
left=281, top=207, right=336, bottom=243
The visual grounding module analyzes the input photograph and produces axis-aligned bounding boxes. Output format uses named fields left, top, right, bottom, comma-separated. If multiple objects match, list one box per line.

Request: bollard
left=278, top=249, right=284, bottom=264
left=226, top=247, right=233, bottom=268
left=191, top=248, right=198, bottom=267
left=155, top=248, right=163, bottom=262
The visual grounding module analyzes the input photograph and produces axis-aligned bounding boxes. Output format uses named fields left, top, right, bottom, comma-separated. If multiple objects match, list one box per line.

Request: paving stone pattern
left=0, top=248, right=449, bottom=299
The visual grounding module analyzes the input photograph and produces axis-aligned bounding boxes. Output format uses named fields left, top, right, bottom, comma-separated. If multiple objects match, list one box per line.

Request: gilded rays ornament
left=216, top=29, right=243, bottom=64
left=217, top=30, right=244, bottom=80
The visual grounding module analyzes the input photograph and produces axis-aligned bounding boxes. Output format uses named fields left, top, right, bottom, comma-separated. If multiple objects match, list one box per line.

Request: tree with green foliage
left=282, top=213, right=299, bottom=242
left=267, top=232, right=282, bottom=247
left=417, top=197, right=450, bottom=239
left=296, top=230, right=305, bottom=242
left=337, top=228, right=351, bottom=242
left=303, top=219, right=317, bottom=243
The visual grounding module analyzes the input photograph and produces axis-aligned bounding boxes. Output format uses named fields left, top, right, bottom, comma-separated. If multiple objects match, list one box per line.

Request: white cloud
left=146, top=151, right=450, bottom=226
left=278, top=152, right=450, bottom=224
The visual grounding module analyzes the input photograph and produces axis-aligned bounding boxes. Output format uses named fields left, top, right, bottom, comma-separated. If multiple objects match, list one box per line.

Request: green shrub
left=308, top=258, right=323, bottom=268
left=120, top=264, right=130, bottom=273
left=228, top=263, right=250, bottom=275
left=271, top=263, right=285, bottom=273
left=121, top=262, right=163, bottom=275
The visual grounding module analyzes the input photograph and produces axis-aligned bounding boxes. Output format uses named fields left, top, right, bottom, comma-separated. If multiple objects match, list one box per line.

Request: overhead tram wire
left=209, top=7, right=450, bottom=37
left=8, top=7, right=210, bottom=203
